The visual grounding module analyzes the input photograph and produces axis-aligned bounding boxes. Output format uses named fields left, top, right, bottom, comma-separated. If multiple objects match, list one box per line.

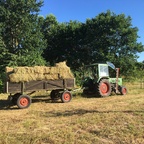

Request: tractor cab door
left=82, top=64, right=98, bottom=87
left=84, top=65, right=98, bottom=80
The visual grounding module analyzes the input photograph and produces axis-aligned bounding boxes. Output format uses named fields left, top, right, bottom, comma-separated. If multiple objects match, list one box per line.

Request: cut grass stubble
left=0, top=84, right=144, bottom=144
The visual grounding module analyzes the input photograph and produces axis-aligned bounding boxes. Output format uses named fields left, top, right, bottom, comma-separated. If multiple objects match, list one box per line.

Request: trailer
left=5, top=62, right=75, bottom=109
left=5, top=79, right=75, bottom=109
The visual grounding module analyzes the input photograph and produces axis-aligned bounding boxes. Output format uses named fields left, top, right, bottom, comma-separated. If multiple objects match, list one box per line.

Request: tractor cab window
left=84, top=65, right=98, bottom=79
left=99, top=64, right=109, bottom=77
left=84, top=66, right=93, bottom=78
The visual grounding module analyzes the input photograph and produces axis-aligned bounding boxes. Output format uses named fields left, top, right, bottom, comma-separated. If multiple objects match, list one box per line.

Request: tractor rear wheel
left=97, top=79, right=111, bottom=97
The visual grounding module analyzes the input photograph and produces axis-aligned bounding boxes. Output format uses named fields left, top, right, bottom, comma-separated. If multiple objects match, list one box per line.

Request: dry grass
left=0, top=83, right=144, bottom=144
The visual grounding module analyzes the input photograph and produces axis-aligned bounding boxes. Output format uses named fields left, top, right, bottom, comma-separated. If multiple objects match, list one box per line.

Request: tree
left=0, top=24, right=12, bottom=71
left=0, top=0, right=46, bottom=66
left=42, top=15, right=84, bottom=69
left=0, top=28, right=11, bottom=92
left=43, top=11, right=144, bottom=78
left=84, top=11, right=144, bottom=64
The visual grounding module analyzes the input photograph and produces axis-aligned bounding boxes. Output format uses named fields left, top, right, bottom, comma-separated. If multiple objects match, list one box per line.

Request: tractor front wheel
left=97, top=79, right=111, bottom=97
left=119, top=86, right=127, bottom=95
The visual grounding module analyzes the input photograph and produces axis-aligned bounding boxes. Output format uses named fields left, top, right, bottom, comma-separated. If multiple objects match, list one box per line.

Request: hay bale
left=49, top=67, right=58, bottom=74
left=42, top=67, right=50, bottom=74
left=13, top=67, right=25, bottom=74
left=35, top=74, right=45, bottom=81
left=9, top=74, right=29, bottom=82
left=44, top=74, right=59, bottom=80
left=6, top=67, right=14, bottom=73
left=33, top=66, right=45, bottom=74
left=6, top=61, right=74, bottom=82
left=56, top=61, right=67, bottom=67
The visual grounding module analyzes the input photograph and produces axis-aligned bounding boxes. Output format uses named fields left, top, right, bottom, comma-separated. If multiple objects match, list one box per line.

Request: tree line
left=0, top=0, right=144, bottom=89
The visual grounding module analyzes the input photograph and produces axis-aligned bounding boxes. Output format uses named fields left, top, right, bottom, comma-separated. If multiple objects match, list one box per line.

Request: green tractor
left=82, top=62, right=127, bottom=97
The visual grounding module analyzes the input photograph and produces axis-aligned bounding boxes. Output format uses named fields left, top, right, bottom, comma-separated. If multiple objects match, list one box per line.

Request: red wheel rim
left=20, top=98, right=29, bottom=107
left=122, top=88, right=127, bottom=94
left=100, top=83, right=109, bottom=94
left=63, top=92, right=71, bottom=101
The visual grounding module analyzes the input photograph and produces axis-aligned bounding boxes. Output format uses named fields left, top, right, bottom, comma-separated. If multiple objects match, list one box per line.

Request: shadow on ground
left=43, top=109, right=144, bottom=118
left=0, top=95, right=60, bottom=110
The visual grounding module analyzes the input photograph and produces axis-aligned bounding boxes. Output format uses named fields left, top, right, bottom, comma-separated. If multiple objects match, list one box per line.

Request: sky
left=39, top=0, right=144, bottom=62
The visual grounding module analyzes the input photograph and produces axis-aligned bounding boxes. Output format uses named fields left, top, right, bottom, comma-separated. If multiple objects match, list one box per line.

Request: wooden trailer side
left=5, top=79, right=75, bottom=94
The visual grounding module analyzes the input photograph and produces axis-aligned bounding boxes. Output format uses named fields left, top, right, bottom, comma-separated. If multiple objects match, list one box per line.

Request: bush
left=0, top=72, right=6, bottom=93
left=0, top=79, right=3, bottom=93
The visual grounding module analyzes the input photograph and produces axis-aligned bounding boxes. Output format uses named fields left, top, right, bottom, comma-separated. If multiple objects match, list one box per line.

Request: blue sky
left=40, top=0, right=144, bottom=62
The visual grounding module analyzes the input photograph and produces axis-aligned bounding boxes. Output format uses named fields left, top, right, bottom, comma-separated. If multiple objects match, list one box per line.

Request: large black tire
left=119, top=86, right=127, bottom=95
left=60, top=91, right=72, bottom=103
left=17, top=95, right=31, bottom=109
left=97, top=79, right=111, bottom=97
left=83, top=89, right=89, bottom=95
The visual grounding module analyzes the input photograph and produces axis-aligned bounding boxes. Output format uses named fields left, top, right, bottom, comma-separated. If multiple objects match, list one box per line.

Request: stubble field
left=0, top=83, right=144, bottom=144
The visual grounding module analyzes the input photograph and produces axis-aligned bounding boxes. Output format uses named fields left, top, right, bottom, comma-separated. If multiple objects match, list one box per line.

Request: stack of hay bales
left=6, top=61, right=74, bottom=83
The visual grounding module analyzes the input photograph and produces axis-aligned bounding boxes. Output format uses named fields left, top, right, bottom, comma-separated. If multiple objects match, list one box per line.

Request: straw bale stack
left=6, top=61, right=74, bottom=83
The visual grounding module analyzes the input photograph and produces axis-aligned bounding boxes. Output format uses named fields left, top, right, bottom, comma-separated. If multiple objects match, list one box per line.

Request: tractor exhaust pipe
left=115, top=68, right=120, bottom=94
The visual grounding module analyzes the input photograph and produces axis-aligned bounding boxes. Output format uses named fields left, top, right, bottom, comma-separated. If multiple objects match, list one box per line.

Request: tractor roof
left=85, top=62, right=116, bottom=70
left=85, top=63, right=107, bottom=67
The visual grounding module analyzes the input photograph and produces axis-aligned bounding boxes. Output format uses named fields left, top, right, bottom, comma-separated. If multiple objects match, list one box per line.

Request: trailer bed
left=5, top=78, right=75, bottom=93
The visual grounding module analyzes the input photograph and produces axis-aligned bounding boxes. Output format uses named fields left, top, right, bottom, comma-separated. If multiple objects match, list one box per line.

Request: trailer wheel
left=11, top=93, right=21, bottom=105
left=50, top=90, right=60, bottom=101
left=61, top=91, right=72, bottom=103
left=17, top=95, right=31, bottom=109
left=119, top=86, right=127, bottom=95
left=98, top=79, right=111, bottom=97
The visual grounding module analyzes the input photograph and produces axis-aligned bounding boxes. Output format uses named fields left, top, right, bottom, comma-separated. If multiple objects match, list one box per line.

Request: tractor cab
left=82, top=62, right=127, bottom=97
left=83, top=63, right=109, bottom=84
